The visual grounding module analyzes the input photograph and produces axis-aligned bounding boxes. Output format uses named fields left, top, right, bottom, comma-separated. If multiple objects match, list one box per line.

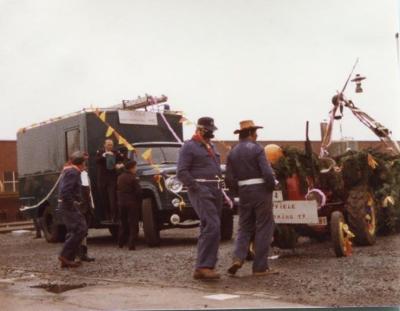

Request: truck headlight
left=165, top=176, right=183, bottom=193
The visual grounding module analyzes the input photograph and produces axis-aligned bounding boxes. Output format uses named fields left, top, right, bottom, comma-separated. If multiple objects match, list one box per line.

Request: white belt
left=238, top=178, right=265, bottom=187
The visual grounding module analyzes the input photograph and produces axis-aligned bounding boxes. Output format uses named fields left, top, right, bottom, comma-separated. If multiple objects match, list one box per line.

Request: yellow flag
left=105, top=126, right=114, bottom=137
left=367, top=154, right=378, bottom=169
left=99, top=111, right=106, bottom=122
left=141, top=148, right=153, bottom=162
left=126, top=143, right=135, bottom=151
left=118, top=135, right=126, bottom=145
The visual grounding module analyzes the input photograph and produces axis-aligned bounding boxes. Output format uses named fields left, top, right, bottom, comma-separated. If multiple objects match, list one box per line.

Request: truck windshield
left=132, top=146, right=180, bottom=165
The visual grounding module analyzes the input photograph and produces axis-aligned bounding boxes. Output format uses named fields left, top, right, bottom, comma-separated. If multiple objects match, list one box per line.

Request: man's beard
left=203, top=130, right=215, bottom=139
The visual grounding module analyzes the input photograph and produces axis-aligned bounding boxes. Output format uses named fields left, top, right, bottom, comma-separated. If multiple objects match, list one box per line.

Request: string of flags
left=95, top=109, right=232, bottom=207
left=96, top=110, right=135, bottom=152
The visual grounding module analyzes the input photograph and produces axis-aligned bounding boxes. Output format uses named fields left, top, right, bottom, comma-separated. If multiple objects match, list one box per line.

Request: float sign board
left=272, top=191, right=319, bottom=224
left=118, top=110, right=158, bottom=126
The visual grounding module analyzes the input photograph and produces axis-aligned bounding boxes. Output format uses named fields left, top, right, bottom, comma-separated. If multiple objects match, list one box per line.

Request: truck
left=18, top=96, right=234, bottom=246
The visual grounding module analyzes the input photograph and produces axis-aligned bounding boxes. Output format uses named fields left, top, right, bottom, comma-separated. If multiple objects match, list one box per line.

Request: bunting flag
left=179, top=116, right=194, bottom=126
left=367, top=153, right=378, bottom=169
left=142, top=148, right=153, bottom=162
left=126, top=143, right=135, bottom=151
left=118, top=135, right=126, bottom=145
left=99, top=111, right=106, bottom=122
left=105, top=126, right=114, bottom=137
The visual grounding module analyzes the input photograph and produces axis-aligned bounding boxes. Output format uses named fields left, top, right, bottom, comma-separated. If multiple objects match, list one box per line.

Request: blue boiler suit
left=58, top=167, right=88, bottom=261
left=177, top=138, right=223, bottom=269
left=226, top=139, right=275, bottom=272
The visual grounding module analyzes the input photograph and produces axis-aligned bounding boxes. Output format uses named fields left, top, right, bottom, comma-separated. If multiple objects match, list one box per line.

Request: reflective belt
left=238, top=178, right=265, bottom=187
left=195, top=179, right=222, bottom=183
left=195, top=177, right=224, bottom=189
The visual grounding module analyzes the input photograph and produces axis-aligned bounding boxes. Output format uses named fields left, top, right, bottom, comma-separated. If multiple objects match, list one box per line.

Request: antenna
left=340, top=58, right=359, bottom=94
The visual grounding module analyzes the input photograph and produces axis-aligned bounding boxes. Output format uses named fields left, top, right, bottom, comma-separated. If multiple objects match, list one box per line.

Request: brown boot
left=193, top=268, right=220, bottom=280
left=58, top=256, right=82, bottom=268
left=227, top=259, right=243, bottom=276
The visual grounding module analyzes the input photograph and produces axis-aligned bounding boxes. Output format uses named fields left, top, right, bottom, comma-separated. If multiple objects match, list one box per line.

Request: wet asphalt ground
left=0, top=216, right=399, bottom=308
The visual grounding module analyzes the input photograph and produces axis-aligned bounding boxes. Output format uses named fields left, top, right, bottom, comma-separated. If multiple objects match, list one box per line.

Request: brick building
left=0, top=140, right=20, bottom=222
left=214, top=140, right=392, bottom=163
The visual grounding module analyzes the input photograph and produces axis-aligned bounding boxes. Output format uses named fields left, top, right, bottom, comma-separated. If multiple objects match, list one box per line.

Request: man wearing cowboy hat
left=226, top=120, right=275, bottom=276
left=177, top=117, right=223, bottom=280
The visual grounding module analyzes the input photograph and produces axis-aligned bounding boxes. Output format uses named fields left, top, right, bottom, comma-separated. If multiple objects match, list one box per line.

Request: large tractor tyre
left=330, top=211, right=352, bottom=257
left=142, top=198, right=161, bottom=247
left=274, top=224, right=298, bottom=249
left=346, top=187, right=377, bottom=246
left=220, top=208, right=234, bottom=241
left=41, top=205, right=66, bottom=243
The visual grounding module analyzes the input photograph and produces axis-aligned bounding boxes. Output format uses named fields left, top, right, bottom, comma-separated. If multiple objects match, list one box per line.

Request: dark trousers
left=118, top=203, right=140, bottom=248
left=234, top=185, right=274, bottom=272
left=59, top=203, right=88, bottom=260
left=99, top=180, right=117, bottom=221
left=188, top=185, right=222, bottom=269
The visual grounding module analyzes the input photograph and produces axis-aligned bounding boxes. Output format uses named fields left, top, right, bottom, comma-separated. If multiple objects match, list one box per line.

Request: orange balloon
left=264, top=144, right=283, bottom=165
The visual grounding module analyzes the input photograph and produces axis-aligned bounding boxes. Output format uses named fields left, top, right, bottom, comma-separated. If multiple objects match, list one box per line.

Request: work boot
left=78, top=245, right=95, bottom=262
left=193, top=268, right=220, bottom=280
left=227, top=259, right=243, bottom=276
left=58, top=256, right=82, bottom=268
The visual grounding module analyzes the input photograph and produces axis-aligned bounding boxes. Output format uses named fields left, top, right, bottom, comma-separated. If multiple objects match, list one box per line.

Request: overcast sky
left=0, top=0, right=399, bottom=142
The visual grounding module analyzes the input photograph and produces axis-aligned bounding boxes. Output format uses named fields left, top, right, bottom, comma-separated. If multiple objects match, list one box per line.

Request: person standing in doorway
left=95, top=139, right=123, bottom=222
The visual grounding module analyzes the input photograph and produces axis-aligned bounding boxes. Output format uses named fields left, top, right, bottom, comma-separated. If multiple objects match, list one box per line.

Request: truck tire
left=220, top=208, right=233, bottom=241
left=330, top=211, right=350, bottom=257
left=142, top=198, right=160, bottom=247
left=109, top=227, right=119, bottom=241
left=41, top=205, right=66, bottom=243
left=346, top=186, right=376, bottom=246
left=274, top=224, right=298, bottom=249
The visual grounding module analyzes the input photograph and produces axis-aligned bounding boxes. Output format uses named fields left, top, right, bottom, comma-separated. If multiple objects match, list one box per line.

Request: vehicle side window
left=65, top=129, right=80, bottom=161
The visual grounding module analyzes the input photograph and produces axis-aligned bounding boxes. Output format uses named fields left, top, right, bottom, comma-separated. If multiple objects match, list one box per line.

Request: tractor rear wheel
left=346, top=186, right=376, bottom=246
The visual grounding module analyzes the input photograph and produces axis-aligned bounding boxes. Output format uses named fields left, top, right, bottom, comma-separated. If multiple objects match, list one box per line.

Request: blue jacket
left=58, top=167, right=82, bottom=205
left=226, top=139, right=275, bottom=195
left=177, top=138, right=222, bottom=191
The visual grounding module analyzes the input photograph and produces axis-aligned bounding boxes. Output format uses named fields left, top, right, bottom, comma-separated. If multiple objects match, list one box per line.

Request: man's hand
left=115, top=163, right=124, bottom=169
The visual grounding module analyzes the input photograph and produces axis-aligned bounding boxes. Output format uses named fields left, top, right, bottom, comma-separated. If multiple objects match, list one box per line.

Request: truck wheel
left=41, top=205, right=66, bottom=243
left=274, top=224, right=298, bottom=249
left=220, top=208, right=233, bottom=241
left=142, top=198, right=160, bottom=247
left=109, top=227, right=119, bottom=241
left=346, top=186, right=376, bottom=246
left=330, top=211, right=352, bottom=257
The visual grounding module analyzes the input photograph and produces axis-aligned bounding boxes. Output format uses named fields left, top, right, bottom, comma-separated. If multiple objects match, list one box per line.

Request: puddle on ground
left=30, top=283, right=88, bottom=294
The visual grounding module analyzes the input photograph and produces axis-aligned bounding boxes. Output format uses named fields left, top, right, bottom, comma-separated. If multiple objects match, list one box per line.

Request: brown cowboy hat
left=234, top=120, right=263, bottom=134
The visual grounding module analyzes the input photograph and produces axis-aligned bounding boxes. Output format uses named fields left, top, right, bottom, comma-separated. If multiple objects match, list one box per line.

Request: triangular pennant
left=99, top=111, right=106, bottom=122
left=367, top=153, right=378, bottom=169
left=105, top=126, right=114, bottom=137
left=126, top=143, right=135, bottom=151
left=118, top=135, right=126, bottom=145
left=141, top=148, right=153, bottom=162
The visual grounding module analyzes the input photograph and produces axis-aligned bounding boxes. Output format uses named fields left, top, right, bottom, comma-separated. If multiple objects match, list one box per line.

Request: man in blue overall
left=177, top=117, right=223, bottom=280
left=58, top=152, right=88, bottom=268
left=226, top=120, right=276, bottom=276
